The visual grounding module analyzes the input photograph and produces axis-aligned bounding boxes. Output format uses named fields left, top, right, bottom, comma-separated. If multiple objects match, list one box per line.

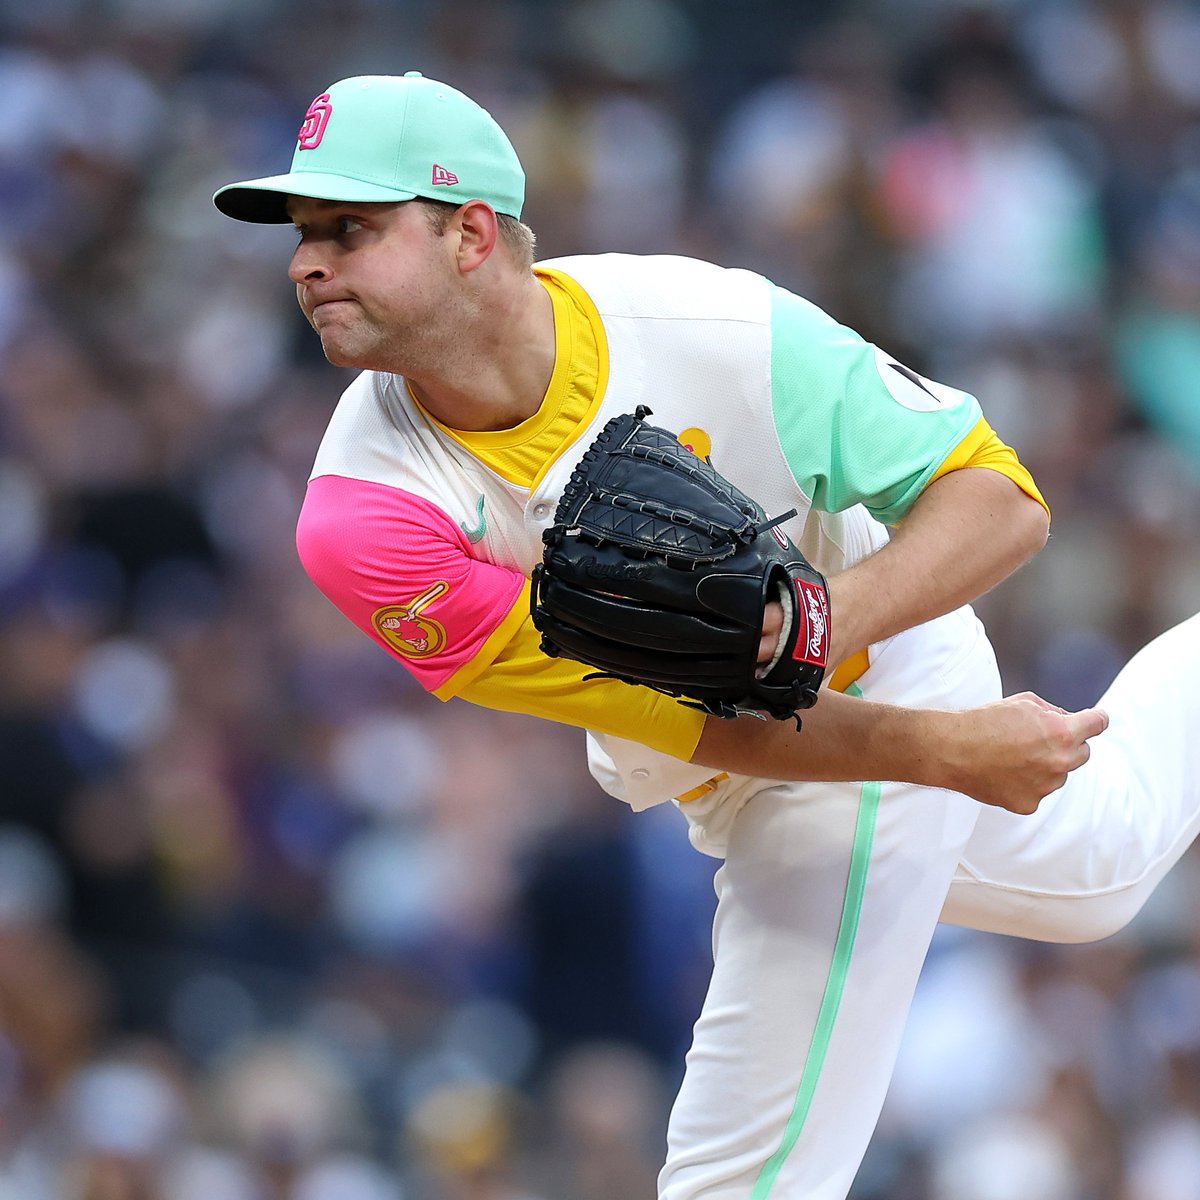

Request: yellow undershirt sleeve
left=928, top=416, right=1050, bottom=520
left=436, top=582, right=707, bottom=761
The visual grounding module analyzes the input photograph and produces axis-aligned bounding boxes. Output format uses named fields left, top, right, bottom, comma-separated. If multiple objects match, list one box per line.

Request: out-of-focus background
left=3, top=0, right=1200, bottom=1196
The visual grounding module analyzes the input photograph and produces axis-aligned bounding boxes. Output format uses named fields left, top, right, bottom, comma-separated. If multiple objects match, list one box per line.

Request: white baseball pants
left=659, top=610, right=1200, bottom=1200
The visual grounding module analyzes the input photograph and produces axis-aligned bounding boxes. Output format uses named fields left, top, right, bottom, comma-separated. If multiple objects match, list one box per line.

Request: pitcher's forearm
left=690, top=689, right=960, bottom=787
left=690, top=689, right=1108, bottom=814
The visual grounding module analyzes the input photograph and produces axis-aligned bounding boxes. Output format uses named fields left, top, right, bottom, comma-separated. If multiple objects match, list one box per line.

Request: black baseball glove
left=530, top=407, right=830, bottom=722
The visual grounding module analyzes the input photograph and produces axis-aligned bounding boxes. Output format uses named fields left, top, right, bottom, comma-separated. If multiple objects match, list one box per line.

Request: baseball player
left=213, top=73, right=1200, bottom=1199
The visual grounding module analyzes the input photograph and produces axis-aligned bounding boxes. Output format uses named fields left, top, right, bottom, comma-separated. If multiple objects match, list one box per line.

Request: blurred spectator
left=1114, top=170, right=1200, bottom=473
left=707, top=19, right=903, bottom=333
left=514, top=0, right=696, bottom=258
left=1020, top=0, right=1200, bottom=268
left=878, top=14, right=1106, bottom=356
left=536, top=1042, right=666, bottom=1200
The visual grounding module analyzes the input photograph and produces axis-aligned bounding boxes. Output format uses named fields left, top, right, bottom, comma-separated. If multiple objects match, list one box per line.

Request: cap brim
left=213, top=171, right=420, bottom=223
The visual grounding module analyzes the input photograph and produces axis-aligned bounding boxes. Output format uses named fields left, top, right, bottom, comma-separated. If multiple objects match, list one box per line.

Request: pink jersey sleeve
left=296, top=474, right=525, bottom=692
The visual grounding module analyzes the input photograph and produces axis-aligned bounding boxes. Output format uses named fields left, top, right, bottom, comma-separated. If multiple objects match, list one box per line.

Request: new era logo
left=431, top=163, right=459, bottom=186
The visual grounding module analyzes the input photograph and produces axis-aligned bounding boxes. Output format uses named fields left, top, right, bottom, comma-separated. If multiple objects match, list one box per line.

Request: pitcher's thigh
left=660, top=777, right=978, bottom=1200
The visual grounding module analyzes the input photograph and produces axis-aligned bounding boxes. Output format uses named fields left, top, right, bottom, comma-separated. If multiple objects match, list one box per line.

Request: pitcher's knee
left=1029, top=896, right=1145, bottom=945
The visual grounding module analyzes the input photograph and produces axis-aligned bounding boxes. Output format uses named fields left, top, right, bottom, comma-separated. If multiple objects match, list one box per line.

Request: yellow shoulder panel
left=928, top=416, right=1050, bottom=520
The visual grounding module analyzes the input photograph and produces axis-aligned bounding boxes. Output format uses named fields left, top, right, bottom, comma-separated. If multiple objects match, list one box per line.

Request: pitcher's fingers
left=1065, top=706, right=1109, bottom=741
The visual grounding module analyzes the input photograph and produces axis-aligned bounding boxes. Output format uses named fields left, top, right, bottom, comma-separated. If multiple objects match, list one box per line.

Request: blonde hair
left=419, top=199, right=537, bottom=270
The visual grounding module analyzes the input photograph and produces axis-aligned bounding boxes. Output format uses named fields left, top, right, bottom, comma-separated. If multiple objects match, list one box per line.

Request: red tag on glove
left=791, top=577, right=830, bottom=667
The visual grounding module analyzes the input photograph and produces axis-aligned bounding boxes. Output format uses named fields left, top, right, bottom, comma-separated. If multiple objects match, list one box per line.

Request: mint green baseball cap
left=214, top=71, right=525, bottom=223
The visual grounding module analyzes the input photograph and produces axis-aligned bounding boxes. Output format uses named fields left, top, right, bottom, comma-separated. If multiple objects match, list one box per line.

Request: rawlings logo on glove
left=794, top=578, right=830, bottom=666
left=530, top=407, right=829, bottom=723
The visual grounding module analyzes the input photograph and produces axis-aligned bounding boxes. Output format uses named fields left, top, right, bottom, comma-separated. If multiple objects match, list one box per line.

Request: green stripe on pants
left=750, top=751, right=882, bottom=1197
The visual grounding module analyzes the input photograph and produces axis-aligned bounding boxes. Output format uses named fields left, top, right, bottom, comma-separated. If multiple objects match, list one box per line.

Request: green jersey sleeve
left=769, top=284, right=983, bottom=525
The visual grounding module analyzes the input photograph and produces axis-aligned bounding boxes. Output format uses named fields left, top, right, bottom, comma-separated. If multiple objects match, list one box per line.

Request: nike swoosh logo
left=887, top=361, right=941, bottom=403
left=460, top=495, right=487, bottom=543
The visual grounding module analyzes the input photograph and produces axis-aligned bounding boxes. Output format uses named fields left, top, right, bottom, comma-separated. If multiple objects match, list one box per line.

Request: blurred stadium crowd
left=3, top=0, right=1200, bottom=1196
